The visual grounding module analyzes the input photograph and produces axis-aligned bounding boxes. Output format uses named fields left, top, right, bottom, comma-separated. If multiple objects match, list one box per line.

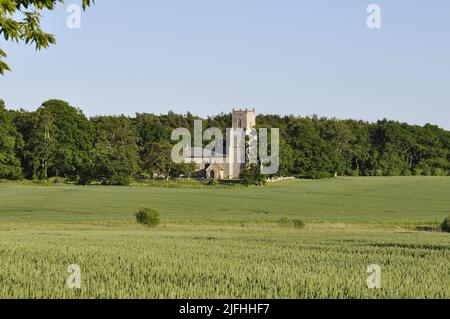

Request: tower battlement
left=232, top=108, right=256, bottom=113
left=231, top=108, right=256, bottom=129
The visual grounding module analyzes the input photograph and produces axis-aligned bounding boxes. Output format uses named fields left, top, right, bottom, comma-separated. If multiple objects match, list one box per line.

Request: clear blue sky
left=1, top=0, right=449, bottom=129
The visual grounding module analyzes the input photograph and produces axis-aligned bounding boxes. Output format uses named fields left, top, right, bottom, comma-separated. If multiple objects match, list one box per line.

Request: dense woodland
left=0, top=99, right=449, bottom=185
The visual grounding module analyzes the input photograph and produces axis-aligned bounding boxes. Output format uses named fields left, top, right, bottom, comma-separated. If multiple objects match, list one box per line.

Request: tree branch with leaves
left=0, top=0, right=93, bottom=74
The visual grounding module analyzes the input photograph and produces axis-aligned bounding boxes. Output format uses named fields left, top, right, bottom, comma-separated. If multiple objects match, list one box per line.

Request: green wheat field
left=0, top=177, right=449, bottom=299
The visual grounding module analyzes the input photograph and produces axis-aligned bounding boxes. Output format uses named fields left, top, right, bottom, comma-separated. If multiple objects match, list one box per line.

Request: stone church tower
left=192, top=108, right=257, bottom=180
left=226, top=108, right=256, bottom=178
left=231, top=108, right=256, bottom=130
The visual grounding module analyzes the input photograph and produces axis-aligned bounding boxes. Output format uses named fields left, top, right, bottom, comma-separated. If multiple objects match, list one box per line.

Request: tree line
left=0, top=99, right=449, bottom=185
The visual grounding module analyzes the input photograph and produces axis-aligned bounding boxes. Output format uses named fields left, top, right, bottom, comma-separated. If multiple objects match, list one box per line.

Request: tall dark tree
left=347, top=121, right=372, bottom=176
left=93, top=116, right=139, bottom=185
left=1, top=101, right=449, bottom=182
left=11, top=109, right=37, bottom=179
left=142, top=140, right=176, bottom=179
left=39, top=100, right=95, bottom=181
left=278, top=138, right=294, bottom=177
left=31, top=108, right=56, bottom=180
left=0, top=100, right=22, bottom=179
left=288, top=118, right=335, bottom=179
left=318, top=118, right=355, bottom=176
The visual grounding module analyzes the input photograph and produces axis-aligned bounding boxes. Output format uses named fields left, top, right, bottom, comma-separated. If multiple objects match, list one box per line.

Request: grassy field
left=0, top=177, right=449, bottom=298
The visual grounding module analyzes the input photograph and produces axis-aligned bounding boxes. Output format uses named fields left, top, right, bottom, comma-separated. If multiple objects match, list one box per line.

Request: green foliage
left=0, top=101, right=449, bottom=183
left=278, top=138, right=294, bottom=177
left=10, top=109, right=36, bottom=179
left=78, top=165, right=94, bottom=185
left=32, top=108, right=56, bottom=180
left=135, top=208, right=160, bottom=227
left=40, top=100, right=95, bottom=181
left=134, top=113, right=173, bottom=146
left=0, top=0, right=93, bottom=74
left=240, top=164, right=266, bottom=186
left=263, top=115, right=450, bottom=178
left=0, top=100, right=23, bottom=179
left=288, top=118, right=336, bottom=179
left=142, top=140, right=175, bottom=179
left=172, top=162, right=198, bottom=179
left=105, top=174, right=132, bottom=186
left=441, top=217, right=450, bottom=233
left=93, top=116, right=139, bottom=185
left=10, top=100, right=95, bottom=181
left=206, top=178, right=218, bottom=186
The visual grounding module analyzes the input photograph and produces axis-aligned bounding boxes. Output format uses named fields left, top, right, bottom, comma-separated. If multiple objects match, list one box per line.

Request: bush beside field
left=136, top=208, right=160, bottom=227
left=441, top=217, right=450, bottom=233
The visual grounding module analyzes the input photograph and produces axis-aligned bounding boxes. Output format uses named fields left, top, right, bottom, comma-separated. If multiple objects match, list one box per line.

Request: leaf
left=0, top=0, right=93, bottom=75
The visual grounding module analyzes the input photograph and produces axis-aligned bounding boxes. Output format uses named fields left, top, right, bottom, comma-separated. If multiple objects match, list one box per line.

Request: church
left=187, top=108, right=256, bottom=180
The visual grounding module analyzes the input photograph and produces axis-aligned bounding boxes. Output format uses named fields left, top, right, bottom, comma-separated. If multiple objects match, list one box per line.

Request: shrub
left=440, top=217, right=450, bottom=233
left=104, top=174, right=132, bottom=186
left=135, top=208, right=160, bottom=227
left=432, top=168, right=445, bottom=176
left=292, top=219, right=305, bottom=229
left=374, top=169, right=383, bottom=177
left=78, top=166, right=94, bottom=185
left=240, top=164, right=266, bottom=186
left=78, top=175, right=92, bottom=186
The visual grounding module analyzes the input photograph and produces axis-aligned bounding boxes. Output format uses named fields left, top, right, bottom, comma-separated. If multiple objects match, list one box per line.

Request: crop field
left=0, top=177, right=449, bottom=298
